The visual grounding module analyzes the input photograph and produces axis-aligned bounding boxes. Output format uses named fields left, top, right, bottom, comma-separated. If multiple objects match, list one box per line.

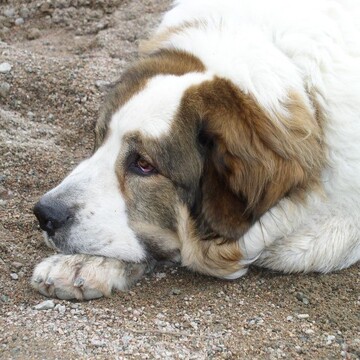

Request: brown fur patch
left=179, top=77, right=325, bottom=240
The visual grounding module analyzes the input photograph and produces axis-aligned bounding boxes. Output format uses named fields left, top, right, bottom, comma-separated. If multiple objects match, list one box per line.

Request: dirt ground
left=0, top=1, right=359, bottom=359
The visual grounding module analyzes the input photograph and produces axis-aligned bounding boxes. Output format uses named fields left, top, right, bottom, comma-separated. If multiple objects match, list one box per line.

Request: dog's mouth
left=42, top=232, right=58, bottom=250
left=41, top=230, right=77, bottom=254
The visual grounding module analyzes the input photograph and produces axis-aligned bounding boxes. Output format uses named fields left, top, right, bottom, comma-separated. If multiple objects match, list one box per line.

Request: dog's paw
left=31, top=254, right=147, bottom=300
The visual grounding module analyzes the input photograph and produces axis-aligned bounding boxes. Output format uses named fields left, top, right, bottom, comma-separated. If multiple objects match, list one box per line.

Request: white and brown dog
left=32, top=0, right=360, bottom=300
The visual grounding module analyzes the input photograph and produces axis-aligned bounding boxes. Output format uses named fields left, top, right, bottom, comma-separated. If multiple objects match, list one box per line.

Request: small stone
left=11, top=261, right=23, bottom=269
left=34, top=299, right=55, bottom=310
left=296, top=292, right=310, bottom=305
left=40, top=2, right=53, bottom=15
left=171, top=288, right=181, bottom=295
left=4, top=8, right=15, bottom=18
left=1, top=294, right=9, bottom=302
left=15, top=18, right=24, bottom=26
left=27, top=28, right=41, bottom=40
left=54, top=304, right=66, bottom=314
left=286, top=316, right=293, bottom=322
left=326, top=335, right=336, bottom=344
left=155, top=272, right=166, bottom=279
left=95, top=80, right=110, bottom=90
left=0, top=82, right=10, bottom=98
left=19, top=8, right=30, bottom=19
left=305, top=329, right=315, bottom=335
left=27, top=111, right=35, bottom=120
left=296, top=313, right=309, bottom=319
left=0, top=62, right=12, bottom=73
left=90, top=338, right=105, bottom=347
left=10, top=273, right=19, bottom=280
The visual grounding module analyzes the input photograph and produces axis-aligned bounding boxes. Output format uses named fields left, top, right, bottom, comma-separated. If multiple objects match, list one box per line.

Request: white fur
left=31, top=254, right=147, bottom=300
left=113, top=73, right=213, bottom=137
left=45, top=144, right=146, bottom=262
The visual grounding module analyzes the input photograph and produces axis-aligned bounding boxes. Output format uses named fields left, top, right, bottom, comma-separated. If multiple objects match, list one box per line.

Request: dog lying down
left=32, top=0, right=360, bottom=300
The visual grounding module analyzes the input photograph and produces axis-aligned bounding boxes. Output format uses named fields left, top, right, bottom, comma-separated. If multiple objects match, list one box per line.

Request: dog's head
left=34, top=50, right=324, bottom=278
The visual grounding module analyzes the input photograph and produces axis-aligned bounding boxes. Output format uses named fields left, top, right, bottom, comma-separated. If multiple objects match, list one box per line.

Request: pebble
left=90, top=338, right=106, bottom=347
left=326, top=335, right=336, bottom=345
left=15, top=18, right=24, bottom=26
left=27, top=28, right=41, bottom=40
left=0, top=82, right=10, bottom=98
left=155, top=272, right=166, bottom=279
left=0, top=62, right=12, bottom=73
left=4, top=8, right=15, bottom=18
left=10, top=273, right=19, bottom=280
left=19, top=8, right=30, bottom=19
left=296, top=313, right=309, bottom=319
left=11, top=261, right=23, bottom=269
left=34, top=300, right=55, bottom=310
left=1, top=294, right=10, bottom=302
left=95, top=80, right=110, bottom=90
left=296, top=292, right=310, bottom=305
left=286, top=316, right=293, bottom=322
left=54, top=304, right=66, bottom=314
left=171, top=288, right=181, bottom=295
left=27, top=111, right=35, bottom=120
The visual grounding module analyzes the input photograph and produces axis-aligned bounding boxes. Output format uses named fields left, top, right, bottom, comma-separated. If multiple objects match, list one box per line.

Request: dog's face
left=34, top=51, right=324, bottom=277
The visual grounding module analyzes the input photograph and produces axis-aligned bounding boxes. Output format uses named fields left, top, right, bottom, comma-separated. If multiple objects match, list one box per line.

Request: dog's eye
left=129, top=156, right=157, bottom=176
left=137, top=158, right=155, bottom=173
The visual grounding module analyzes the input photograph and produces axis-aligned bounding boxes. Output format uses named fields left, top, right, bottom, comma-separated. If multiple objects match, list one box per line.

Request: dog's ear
left=189, top=77, right=324, bottom=240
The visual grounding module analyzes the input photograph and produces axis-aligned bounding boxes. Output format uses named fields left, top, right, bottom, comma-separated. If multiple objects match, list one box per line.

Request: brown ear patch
left=182, top=77, right=325, bottom=240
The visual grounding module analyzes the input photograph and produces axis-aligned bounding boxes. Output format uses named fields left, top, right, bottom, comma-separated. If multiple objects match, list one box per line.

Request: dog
left=32, top=0, right=360, bottom=300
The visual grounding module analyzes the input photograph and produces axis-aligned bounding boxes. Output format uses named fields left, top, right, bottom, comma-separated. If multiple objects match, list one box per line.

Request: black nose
left=33, top=199, right=72, bottom=236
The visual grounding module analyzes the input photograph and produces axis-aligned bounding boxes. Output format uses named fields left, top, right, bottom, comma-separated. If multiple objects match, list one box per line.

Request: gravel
left=0, top=0, right=359, bottom=359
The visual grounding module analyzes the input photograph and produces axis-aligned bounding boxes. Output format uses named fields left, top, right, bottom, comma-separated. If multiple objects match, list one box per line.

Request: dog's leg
left=31, top=254, right=151, bottom=300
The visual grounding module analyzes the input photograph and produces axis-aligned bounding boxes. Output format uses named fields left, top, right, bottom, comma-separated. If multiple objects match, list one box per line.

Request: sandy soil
left=0, top=1, right=359, bottom=359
